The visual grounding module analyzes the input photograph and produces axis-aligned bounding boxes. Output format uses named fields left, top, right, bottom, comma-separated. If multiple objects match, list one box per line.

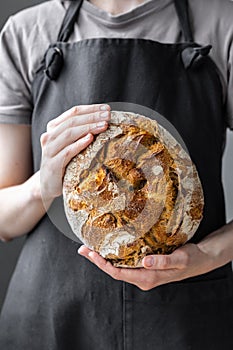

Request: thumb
left=142, top=249, right=188, bottom=270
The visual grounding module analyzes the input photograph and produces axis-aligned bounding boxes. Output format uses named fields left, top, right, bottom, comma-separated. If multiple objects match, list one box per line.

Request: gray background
left=0, top=0, right=44, bottom=312
left=0, top=0, right=232, bottom=312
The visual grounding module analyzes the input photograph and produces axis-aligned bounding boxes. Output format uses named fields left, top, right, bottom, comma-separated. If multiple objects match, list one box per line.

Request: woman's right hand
left=39, top=103, right=111, bottom=203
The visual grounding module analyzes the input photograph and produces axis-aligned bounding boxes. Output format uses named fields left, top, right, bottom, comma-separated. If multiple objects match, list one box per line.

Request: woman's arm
left=197, top=221, right=233, bottom=269
left=0, top=104, right=111, bottom=241
left=0, top=124, right=47, bottom=241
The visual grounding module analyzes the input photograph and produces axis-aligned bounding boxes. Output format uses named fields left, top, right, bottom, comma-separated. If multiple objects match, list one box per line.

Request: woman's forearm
left=0, top=171, right=53, bottom=241
left=197, top=220, right=233, bottom=269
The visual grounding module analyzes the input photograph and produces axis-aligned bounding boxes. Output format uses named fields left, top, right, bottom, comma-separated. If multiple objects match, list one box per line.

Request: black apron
left=0, top=1, right=233, bottom=349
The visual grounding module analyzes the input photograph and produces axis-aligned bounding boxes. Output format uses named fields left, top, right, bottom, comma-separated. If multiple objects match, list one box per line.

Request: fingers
left=78, top=246, right=128, bottom=279
left=42, top=133, right=93, bottom=173
left=142, top=247, right=189, bottom=270
left=42, top=104, right=111, bottom=157
left=78, top=245, right=155, bottom=289
left=47, top=104, right=111, bottom=130
left=59, top=133, right=94, bottom=172
left=78, top=245, right=194, bottom=291
left=46, top=109, right=111, bottom=138
left=39, top=104, right=111, bottom=201
left=77, top=245, right=92, bottom=256
left=78, top=245, right=120, bottom=276
left=41, top=120, right=108, bottom=157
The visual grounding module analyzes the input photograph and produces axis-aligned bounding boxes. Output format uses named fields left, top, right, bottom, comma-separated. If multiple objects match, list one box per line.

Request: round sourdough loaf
left=63, top=111, right=204, bottom=267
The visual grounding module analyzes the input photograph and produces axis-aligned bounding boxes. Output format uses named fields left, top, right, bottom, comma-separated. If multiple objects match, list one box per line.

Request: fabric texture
left=0, top=0, right=233, bottom=128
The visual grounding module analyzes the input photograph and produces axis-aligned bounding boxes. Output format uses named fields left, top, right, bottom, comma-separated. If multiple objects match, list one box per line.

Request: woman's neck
left=89, top=0, right=148, bottom=15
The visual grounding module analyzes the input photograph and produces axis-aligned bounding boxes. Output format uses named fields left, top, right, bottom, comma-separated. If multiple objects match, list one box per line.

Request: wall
left=0, top=0, right=43, bottom=312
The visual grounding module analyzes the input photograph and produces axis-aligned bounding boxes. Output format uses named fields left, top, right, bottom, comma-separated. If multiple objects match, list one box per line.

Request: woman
left=0, top=0, right=233, bottom=349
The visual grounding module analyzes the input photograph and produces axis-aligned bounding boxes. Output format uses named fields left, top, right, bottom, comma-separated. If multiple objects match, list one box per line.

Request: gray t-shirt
left=0, top=0, right=233, bottom=129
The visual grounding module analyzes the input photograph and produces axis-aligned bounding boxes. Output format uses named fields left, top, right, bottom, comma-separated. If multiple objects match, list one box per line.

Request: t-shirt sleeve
left=0, top=17, right=32, bottom=125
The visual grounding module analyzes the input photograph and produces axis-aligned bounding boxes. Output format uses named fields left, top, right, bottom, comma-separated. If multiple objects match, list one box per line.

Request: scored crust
left=63, top=111, right=204, bottom=268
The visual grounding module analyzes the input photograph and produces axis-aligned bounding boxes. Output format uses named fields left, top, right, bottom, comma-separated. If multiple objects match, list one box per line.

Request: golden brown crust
left=63, top=111, right=204, bottom=268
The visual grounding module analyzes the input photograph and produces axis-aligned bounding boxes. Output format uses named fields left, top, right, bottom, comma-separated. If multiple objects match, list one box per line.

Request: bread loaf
left=63, top=111, right=204, bottom=267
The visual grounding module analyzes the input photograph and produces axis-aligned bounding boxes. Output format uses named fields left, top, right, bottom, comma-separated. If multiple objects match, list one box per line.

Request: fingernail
left=47, top=121, right=55, bottom=129
left=100, top=104, right=109, bottom=111
left=88, top=252, right=95, bottom=260
left=82, top=133, right=92, bottom=141
left=145, top=257, right=154, bottom=267
left=77, top=247, right=82, bottom=254
left=96, top=121, right=107, bottom=127
left=100, top=111, right=109, bottom=119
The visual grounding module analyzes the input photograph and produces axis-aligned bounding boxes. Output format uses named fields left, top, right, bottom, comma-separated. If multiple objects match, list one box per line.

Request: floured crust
left=63, top=111, right=204, bottom=268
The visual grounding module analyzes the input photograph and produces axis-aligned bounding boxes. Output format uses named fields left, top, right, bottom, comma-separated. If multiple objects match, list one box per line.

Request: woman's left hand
left=78, top=242, right=215, bottom=291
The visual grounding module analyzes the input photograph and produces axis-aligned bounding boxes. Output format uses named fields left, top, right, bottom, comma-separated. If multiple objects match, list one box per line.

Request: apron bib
left=0, top=1, right=232, bottom=349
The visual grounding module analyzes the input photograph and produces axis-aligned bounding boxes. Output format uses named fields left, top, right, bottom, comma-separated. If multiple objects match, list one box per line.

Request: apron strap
left=174, top=0, right=212, bottom=69
left=43, top=0, right=83, bottom=80
left=57, top=0, right=84, bottom=42
left=44, top=0, right=211, bottom=79
left=174, top=0, right=193, bottom=43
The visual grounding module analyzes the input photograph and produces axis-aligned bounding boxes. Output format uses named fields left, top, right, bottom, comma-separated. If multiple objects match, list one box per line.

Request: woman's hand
left=78, top=221, right=233, bottom=291
left=78, top=243, right=214, bottom=290
left=40, top=103, right=111, bottom=202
